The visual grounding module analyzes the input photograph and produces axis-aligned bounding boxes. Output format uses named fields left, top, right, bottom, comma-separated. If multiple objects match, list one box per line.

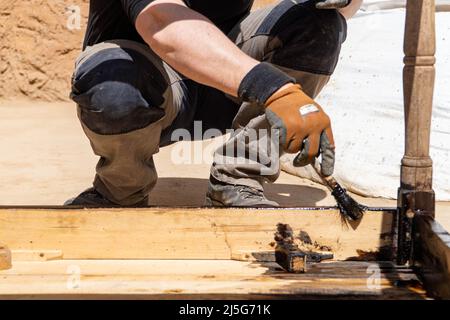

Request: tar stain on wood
left=274, top=224, right=333, bottom=273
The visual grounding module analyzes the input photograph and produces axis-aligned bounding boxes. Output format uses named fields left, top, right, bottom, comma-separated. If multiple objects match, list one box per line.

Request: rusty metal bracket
left=274, top=223, right=333, bottom=273
left=397, top=190, right=435, bottom=265
left=275, top=245, right=333, bottom=273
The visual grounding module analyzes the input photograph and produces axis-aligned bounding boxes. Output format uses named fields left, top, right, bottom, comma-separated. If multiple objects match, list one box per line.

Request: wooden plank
left=414, top=215, right=450, bottom=299
left=12, top=250, right=63, bottom=262
left=0, top=260, right=425, bottom=299
left=0, top=207, right=395, bottom=261
left=0, top=243, right=12, bottom=270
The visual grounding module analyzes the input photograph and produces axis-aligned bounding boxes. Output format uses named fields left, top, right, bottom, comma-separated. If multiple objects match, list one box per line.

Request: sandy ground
left=0, top=100, right=448, bottom=229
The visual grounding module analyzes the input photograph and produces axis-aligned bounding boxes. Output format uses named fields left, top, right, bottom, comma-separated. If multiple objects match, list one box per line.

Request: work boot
left=64, top=187, right=148, bottom=207
left=205, top=176, right=279, bottom=208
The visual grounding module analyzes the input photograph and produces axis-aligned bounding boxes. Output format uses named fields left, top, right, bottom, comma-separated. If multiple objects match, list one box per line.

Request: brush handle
left=311, top=159, right=339, bottom=191
left=292, top=153, right=339, bottom=190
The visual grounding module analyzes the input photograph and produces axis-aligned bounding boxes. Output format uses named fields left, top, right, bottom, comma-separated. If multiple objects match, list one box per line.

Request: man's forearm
left=338, top=0, right=363, bottom=19
left=136, top=0, right=259, bottom=97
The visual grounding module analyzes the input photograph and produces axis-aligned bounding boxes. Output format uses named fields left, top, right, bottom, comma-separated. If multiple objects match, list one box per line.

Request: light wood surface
left=0, top=244, right=12, bottom=270
left=11, top=250, right=63, bottom=262
left=0, top=207, right=394, bottom=261
left=0, top=259, right=425, bottom=299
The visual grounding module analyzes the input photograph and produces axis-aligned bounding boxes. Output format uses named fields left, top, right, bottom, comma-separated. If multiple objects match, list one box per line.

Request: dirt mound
left=0, top=0, right=88, bottom=101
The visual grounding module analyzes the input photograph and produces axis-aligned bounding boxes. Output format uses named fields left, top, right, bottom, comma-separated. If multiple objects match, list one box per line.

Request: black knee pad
left=258, top=1, right=348, bottom=76
left=71, top=47, right=168, bottom=135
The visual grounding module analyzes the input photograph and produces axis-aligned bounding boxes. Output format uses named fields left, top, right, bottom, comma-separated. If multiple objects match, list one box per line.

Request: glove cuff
left=238, top=62, right=295, bottom=105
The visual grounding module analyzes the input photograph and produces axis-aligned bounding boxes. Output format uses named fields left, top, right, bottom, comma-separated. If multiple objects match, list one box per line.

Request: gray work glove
left=316, top=0, right=351, bottom=9
left=293, top=133, right=335, bottom=177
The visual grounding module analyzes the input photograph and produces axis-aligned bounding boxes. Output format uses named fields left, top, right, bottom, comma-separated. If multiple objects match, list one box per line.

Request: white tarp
left=281, top=4, right=450, bottom=200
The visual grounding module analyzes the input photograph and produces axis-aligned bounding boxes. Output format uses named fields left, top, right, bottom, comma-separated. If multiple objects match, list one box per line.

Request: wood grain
left=398, top=0, right=437, bottom=265
left=0, top=260, right=425, bottom=299
left=0, top=207, right=395, bottom=261
left=400, top=0, right=436, bottom=194
left=0, top=244, right=12, bottom=270
left=414, top=215, right=450, bottom=299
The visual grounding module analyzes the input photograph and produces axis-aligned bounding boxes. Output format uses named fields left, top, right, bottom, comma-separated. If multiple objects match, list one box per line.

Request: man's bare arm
left=135, top=0, right=259, bottom=97
left=338, top=0, right=363, bottom=19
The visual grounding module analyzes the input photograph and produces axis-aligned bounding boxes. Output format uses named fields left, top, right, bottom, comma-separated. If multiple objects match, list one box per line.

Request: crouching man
left=66, top=0, right=362, bottom=207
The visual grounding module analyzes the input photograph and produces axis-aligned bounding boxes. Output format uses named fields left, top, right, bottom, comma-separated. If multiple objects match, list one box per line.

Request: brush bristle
left=331, top=183, right=367, bottom=221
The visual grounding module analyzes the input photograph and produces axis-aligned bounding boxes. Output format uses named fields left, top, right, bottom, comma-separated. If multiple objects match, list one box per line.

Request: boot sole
left=204, top=195, right=279, bottom=208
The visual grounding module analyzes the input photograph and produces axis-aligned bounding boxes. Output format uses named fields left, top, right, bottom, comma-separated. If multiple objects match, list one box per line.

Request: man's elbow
left=135, top=0, right=188, bottom=50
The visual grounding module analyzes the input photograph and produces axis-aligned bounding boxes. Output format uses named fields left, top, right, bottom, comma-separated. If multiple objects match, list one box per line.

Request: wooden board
left=414, top=215, right=450, bottom=299
left=11, top=250, right=63, bottom=262
left=0, top=259, right=425, bottom=299
left=0, top=243, right=11, bottom=270
left=0, top=207, right=395, bottom=261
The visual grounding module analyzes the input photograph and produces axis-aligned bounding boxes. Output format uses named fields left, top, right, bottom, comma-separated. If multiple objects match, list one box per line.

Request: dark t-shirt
left=83, top=0, right=254, bottom=49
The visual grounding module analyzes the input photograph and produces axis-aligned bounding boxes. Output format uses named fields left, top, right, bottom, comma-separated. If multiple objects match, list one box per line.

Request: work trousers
left=71, top=0, right=347, bottom=205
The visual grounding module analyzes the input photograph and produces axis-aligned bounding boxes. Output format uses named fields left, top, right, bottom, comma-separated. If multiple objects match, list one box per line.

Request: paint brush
left=312, top=160, right=366, bottom=221
left=293, top=155, right=366, bottom=221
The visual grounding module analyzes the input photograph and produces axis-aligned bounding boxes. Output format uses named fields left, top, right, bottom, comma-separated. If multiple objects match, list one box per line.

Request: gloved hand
left=316, top=0, right=351, bottom=9
left=265, top=84, right=335, bottom=176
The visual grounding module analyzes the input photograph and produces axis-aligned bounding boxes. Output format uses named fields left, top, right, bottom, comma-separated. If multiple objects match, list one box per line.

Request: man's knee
left=250, top=1, right=347, bottom=76
left=276, top=2, right=347, bottom=75
left=71, top=47, right=168, bottom=135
